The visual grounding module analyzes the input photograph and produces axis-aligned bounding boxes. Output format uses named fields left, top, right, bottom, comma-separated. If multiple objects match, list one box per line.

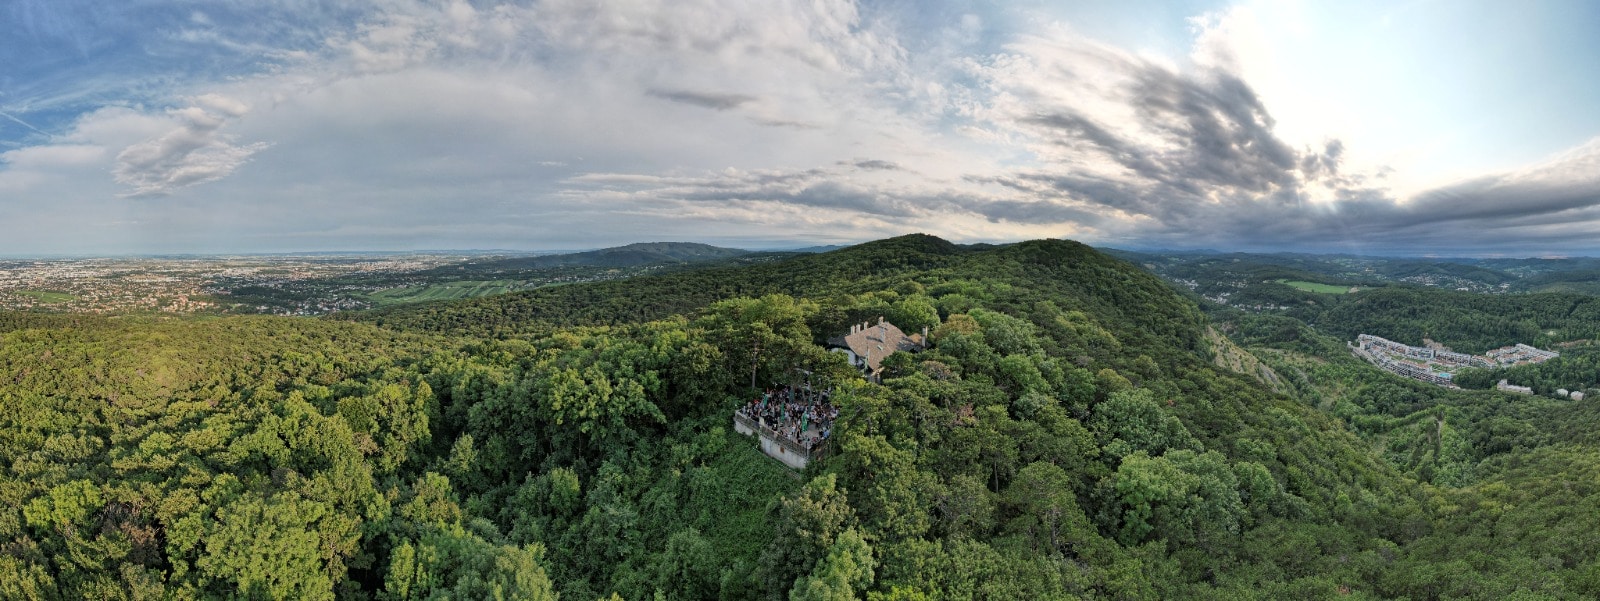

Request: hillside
left=449, top=242, right=750, bottom=272
left=347, top=234, right=1205, bottom=353
left=5, top=235, right=1600, bottom=599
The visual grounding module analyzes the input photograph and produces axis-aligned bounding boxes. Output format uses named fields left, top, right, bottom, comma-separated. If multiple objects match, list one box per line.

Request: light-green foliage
left=11, top=235, right=1600, bottom=600
left=790, top=528, right=875, bottom=601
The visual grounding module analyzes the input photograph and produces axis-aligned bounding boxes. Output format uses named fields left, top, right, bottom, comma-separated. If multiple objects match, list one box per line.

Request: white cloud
left=191, top=93, right=251, bottom=118
left=1, top=144, right=105, bottom=169
left=109, top=95, right=267, bottom=198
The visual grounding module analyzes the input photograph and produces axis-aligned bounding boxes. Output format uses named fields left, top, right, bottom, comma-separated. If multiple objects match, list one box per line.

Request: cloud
left=562, top=160, right=1108, bottom=229
left=752, top=118, right=822, bottom=129
left=111, top=96, right=267, bottom=197
left=848, top=159, right=902, bottom=171
left=191, top=93, right=250, bottom=118
left=952, top=30, right=1396, bottom=249
left=1, top=144, right=104, bottom=168
left=2, top=1, right=1600, bottom=254
left=647, top=89, right=758, bottom=111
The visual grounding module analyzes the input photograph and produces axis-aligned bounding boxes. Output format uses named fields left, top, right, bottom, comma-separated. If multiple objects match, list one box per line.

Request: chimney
left=878, top=316, right=885, bottom=324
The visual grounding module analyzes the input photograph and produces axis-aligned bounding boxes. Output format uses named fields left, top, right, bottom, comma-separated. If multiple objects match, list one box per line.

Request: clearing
left=14, top=290, right=76, bottom=304
left=363, top=280, right=521, bottom=306
left=1276, top=279, right=1354, bottom=294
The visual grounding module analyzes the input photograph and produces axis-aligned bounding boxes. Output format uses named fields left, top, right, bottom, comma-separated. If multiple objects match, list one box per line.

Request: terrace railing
left=734, top=412, right=828, bottom=463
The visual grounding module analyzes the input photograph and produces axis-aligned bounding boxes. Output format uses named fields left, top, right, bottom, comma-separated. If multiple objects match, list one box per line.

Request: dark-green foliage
left=10, top=235, right=1600, bottom=599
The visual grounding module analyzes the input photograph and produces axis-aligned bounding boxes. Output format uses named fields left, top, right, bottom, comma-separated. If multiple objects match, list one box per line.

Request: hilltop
left=348, top=233, right=1201, bottom=349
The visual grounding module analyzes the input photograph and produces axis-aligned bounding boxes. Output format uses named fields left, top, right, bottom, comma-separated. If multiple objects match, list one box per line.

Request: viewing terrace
left=733, top=386, right=837, bottom=470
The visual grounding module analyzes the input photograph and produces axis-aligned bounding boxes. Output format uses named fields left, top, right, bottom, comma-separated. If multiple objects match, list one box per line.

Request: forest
left=4, top=235, right=1600, bottom=599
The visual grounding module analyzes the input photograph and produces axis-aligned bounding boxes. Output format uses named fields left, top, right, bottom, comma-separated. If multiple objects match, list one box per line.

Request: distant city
left=0, top=255, right=465, bottom=314
left=0, top=243, right=806, bottom=315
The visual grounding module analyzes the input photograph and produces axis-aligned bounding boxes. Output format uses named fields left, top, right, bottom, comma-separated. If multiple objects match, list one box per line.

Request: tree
left=759, top=475, right=856, bottom=600
left=196, top=493, right=337, bottom=601
left=384, top=527, right=557, bottom=601
left=654, top=528, right=720, bottom=600
left=1090, top=388, right=1196, bottom=460
left=697, top=295, right=816, bottom=391
left=835, top=434, right=932, bottom=542
left=1112, top=450, right=1246, bottom=550
left=1002, top=462, right=1094, bottom=554
left=789, top=528, right=875, bottom=601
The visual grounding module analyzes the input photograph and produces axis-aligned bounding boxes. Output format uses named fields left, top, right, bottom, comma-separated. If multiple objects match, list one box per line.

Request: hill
left=452, top=241, right=750, bottom=272
left=346, top=234, right=1204, bottom=352
left=6, top=235, right=1600, bottom=599
left=786, top=244, right=848, bottom=253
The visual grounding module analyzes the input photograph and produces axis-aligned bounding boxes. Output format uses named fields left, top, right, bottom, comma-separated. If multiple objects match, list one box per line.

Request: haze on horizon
left=4, top=0, right=1600, bottom=256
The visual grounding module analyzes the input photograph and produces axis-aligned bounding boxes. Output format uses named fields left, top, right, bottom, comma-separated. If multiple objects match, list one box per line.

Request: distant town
left=0, top=244, right=790, bottom=316
left=0, top=255, right=659, bottom=316
left=0, top=255, right=466, bottom=315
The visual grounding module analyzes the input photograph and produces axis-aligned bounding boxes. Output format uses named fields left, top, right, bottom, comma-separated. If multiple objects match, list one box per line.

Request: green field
left=363, top=280, right=520, bottom=306
left=13, top=289, right=76, bottom=303
left=1275, top=279, right=1353, bottom=294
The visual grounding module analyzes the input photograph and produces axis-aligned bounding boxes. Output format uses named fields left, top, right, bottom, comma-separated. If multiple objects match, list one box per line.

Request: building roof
left=827, top=318, right=923, bottom=373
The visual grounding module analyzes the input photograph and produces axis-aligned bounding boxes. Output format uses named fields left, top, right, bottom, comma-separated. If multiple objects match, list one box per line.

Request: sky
left=3, top=0, right=1600, bottom=255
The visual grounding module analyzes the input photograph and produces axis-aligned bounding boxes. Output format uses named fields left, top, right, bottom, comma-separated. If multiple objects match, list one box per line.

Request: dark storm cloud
left=618, top=168, right=954, bottom=218
left=1021, top=113, right=1175, bottom=194
left=971, top=171, right=1152, bottom=216
left=994, top=52, right=1566, bottom=250
left=566, top=163, right=1113, bottom=226
left=1300, top=139, right=1344, bottom=178
left=1403, top=173, right=1600, bottom=226
left=646, top=89, right=758, bottom=111
left=1102, top=163, right=1600, bottom=252
left=848, top=159, right=902, bottom=171
left=1021, top=68, right=1307, bottom=202
left=980, top=39, right=1600, bottom=253
left=971, top=197, right=1108, bottom=226
left=1129, top=70, right=1299, bottom=192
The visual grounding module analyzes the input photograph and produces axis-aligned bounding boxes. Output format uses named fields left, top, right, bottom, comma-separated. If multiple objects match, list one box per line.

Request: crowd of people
left=735, top=386, right=838, bottom=450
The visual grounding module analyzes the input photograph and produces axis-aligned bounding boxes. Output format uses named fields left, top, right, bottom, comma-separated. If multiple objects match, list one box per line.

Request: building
left=1355, top=334, right=1492, bottom=369
left=1354, top=334, right=1562, bottom=389
left=1497, top=379, right=1534, bottom=395
left=1486, top=343, right=1560, bottom=366
left=827, top=317, right=926, bottom=381
left=1351, top=335, right=1462, bottom=387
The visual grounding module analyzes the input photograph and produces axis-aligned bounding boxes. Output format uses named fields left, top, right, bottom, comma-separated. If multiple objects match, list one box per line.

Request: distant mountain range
left=785, top=245, right=847, bottom=253
left=464, top=242, right=751, bottom=270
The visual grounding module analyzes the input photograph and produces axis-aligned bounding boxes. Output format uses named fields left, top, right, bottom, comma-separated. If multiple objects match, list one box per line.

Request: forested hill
left=7, top=234, right=1600, bottom=599
left=348, top=234, right=968, bottom=334
left=447, top=241, right=750, bottom=272
left=346, top=234, right=1209, bottom=356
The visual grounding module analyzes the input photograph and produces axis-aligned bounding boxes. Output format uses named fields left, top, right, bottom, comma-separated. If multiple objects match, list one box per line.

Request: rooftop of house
left=827, top=317, right=924, bottom=372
